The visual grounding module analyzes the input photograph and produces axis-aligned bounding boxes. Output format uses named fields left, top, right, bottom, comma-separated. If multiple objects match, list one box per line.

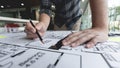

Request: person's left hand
left=62, top=28, right=108, bottom=48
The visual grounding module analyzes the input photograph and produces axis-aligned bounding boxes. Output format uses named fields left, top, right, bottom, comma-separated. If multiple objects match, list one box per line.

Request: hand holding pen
left=29, top=20, right=44, bottom=44
left=24, top=20, right=47, bottom=44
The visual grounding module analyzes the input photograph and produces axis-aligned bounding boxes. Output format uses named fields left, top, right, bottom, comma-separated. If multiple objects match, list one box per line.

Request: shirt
left=40, top=0, right=82, bottom=29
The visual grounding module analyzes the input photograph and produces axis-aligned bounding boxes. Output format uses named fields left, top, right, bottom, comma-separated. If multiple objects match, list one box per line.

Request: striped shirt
left=40, top=0, right=82, bottom=29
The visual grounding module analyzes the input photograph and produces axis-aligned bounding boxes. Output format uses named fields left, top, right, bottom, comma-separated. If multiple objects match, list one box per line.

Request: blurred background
left=0, top=0, right=120, bottom=33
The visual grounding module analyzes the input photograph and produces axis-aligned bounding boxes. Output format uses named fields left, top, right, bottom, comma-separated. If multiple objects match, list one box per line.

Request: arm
left=38, top=0, right=52, bottom=29
left=62, top=0, right=109, bottom=48
left=39, top=0, right=52, bottom=27
left=39, top=13, right=50, bottom=30
left=25, top=0, right=51, bottom=39
left=90, top=0, right=108, bottom=32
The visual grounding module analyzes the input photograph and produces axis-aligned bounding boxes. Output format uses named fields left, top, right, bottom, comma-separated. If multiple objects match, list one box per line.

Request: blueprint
left=0, top=31, right=120, bottom=68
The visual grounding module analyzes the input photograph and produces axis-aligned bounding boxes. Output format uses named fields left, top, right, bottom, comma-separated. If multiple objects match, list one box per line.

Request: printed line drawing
left=18, top=52, right=45, bottom=68
left=0, top=61, right=13, bottom=68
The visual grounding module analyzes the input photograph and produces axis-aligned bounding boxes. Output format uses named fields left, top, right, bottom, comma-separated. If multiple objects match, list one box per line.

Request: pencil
left=29, top=19, right=44, bottom=44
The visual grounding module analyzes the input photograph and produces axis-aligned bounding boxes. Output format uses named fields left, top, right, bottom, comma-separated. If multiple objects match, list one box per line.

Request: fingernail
left=85, top=44, right=90, bottom=48
left=86, top=43, right=93, bottom=48
left=63, top=40, right=70, bottom=46
left=63, top=42, right=68, bottom=46
left=71, top=43, right=76, bottom=47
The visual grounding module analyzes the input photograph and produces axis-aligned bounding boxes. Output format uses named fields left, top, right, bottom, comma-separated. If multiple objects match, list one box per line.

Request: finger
left=63, top=32, right=83, bottom=45
left=25, top=30, right=38, bottom=38
left=25, top=28, right=38, bottom=39
left=25, top=30, right=36, bottom=35
left=27, top=34, right=38, bottom=39
left=64, top=30, right=92, bottom=42
left=63, top=36, right=79, bottom=46
left=25, top=26, right=37, bottom=34
left=67, top=31, right=82, bottom=39
left=70, top=33, right=97, bottom=47
left=25, top=22, right=36, bottom=33
left=85, top=37, right=98, bottom=48
left=85, top=34, right=108, bottom=48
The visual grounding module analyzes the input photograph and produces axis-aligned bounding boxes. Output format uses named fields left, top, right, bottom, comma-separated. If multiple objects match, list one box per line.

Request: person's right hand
left=24, top=22, right=48, bottom=39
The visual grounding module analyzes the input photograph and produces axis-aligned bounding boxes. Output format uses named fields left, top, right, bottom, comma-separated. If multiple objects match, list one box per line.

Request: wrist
left=38, top=21, right=49, bottom=31
left=92, top=27, right=108, bottom=34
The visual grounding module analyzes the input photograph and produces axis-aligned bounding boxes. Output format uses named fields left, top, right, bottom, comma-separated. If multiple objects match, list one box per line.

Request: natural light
left=108, top=0, right=120, bottom=7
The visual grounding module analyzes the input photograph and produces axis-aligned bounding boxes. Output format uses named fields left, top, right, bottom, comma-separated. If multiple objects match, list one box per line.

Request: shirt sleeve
left=39, top=0, right=52, bottom=17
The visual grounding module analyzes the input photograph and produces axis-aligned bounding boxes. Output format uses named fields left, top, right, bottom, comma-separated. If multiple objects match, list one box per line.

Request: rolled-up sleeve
left=40, top=0, right=52, bottom=17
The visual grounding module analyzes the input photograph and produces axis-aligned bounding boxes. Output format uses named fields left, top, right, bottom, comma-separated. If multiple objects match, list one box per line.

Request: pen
left=48, top=36, right=65, bottom=50
left=47, top=53, right=64, bottom=68
left=11, top=50, right=26, bottom=57
left=49, top=31, right=73, bottom=50
left=54, top=53, right=63, bottom=66
left=30, top=19, right=44, bottom=44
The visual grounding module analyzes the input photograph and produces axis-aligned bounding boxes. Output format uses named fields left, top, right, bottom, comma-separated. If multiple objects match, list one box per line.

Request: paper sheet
left=0, top=44, right=27, bottom=62
left=0, top=49, right=61, bottom=68
left=0, top=31, right=71, bottom=48
left=26, top=38, right=60, bottom=48
left=0, top=31, right=120, bottom=68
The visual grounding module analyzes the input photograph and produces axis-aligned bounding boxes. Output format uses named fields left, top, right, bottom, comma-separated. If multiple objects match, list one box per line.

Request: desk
left=0, top=31, right=120, bottom=68
left=108, top=32, right=120, bottom=42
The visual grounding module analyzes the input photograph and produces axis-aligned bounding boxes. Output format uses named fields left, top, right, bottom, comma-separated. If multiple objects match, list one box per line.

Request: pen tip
left=41, top=41, right=44, bottom=44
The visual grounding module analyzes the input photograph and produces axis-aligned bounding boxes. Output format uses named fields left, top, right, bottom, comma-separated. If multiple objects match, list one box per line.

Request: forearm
left=90, top=0, right=108, bottom=31
left=39, top=13, right=50, bottom=27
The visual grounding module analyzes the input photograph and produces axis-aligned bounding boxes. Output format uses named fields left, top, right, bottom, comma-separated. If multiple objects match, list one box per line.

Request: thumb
left=35, top=23, right=46, bottom=36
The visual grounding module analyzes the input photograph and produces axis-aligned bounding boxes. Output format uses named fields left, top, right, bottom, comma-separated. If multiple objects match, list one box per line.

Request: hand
left=24, top=22, right=47, bottom=39
left=62, top=28, right=108, bottom=48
